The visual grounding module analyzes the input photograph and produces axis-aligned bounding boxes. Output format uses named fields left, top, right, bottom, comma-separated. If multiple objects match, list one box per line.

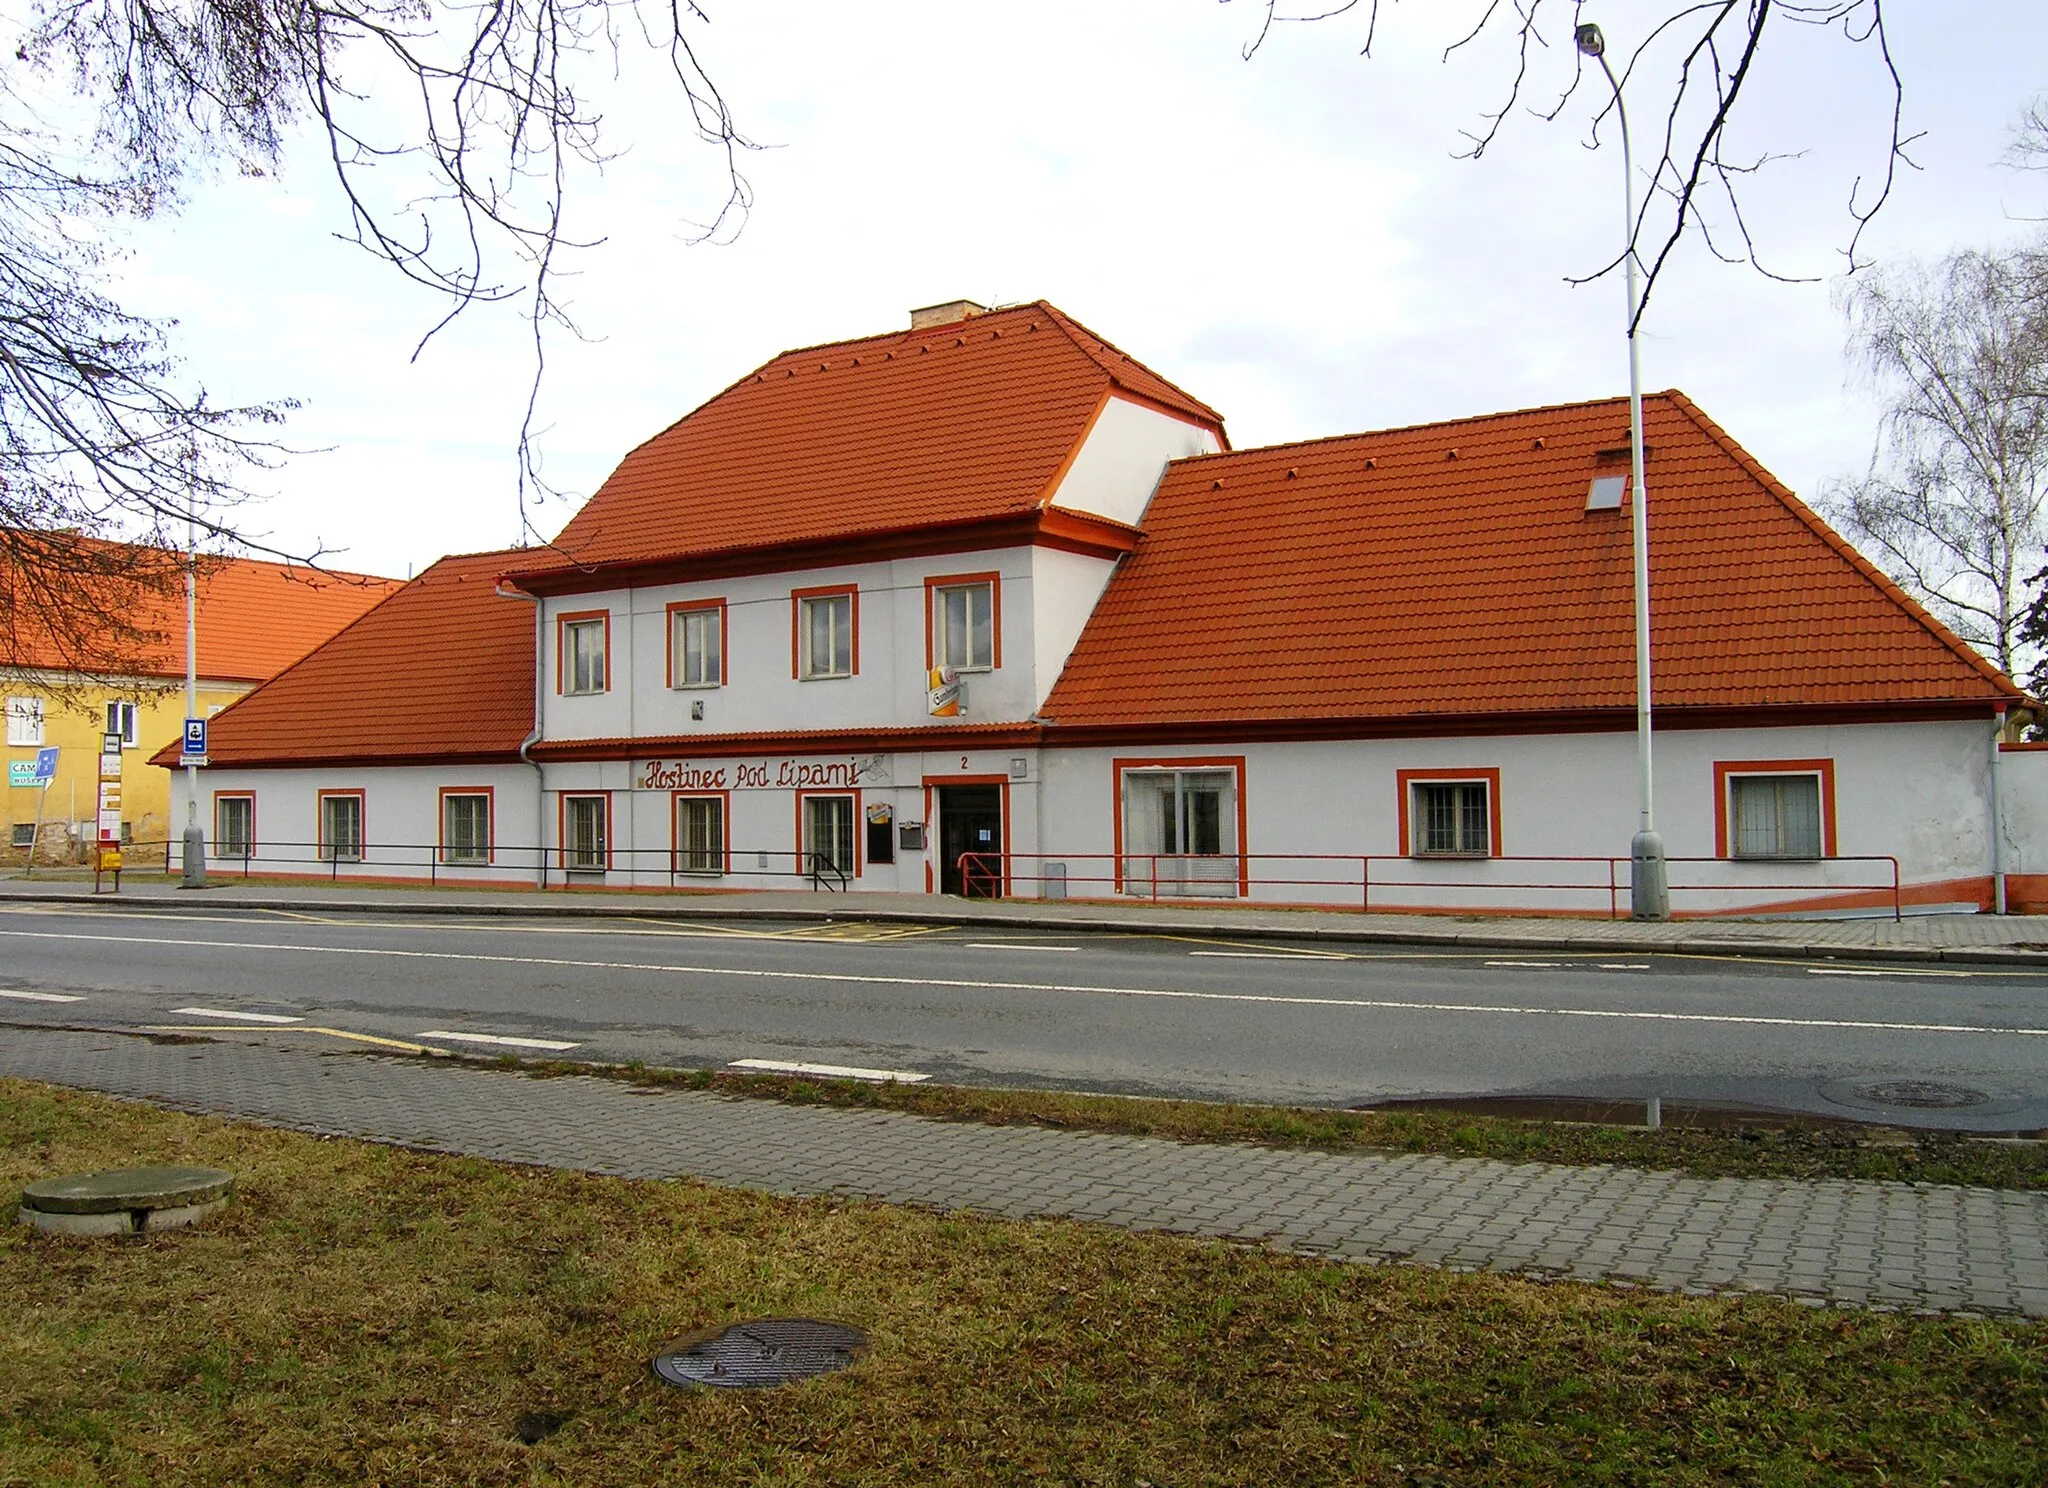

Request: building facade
left=6, top=542, right=398, bottom=862
left=167, top=300, right=2040, bottom=916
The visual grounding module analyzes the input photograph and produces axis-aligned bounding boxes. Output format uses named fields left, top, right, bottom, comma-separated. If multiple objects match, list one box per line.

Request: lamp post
left=1576, top=20, right=1667, bottom=920
left=180, top=507, right=206, bottom=888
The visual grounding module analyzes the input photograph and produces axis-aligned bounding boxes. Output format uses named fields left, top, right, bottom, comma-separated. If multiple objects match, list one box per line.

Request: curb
left=5, top=887, right=2048, bottom=969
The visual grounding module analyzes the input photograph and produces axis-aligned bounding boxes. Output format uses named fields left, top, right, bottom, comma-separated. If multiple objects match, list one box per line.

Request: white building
left=167, top=299, right=2044, bottom=917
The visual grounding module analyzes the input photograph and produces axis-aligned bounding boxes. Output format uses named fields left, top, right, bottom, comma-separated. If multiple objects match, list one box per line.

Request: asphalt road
left=2, top=902, right=2044, bottom=1130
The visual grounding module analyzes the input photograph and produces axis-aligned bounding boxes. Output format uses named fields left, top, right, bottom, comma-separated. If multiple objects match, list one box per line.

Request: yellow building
left=5, top=543, right=400, bottom=864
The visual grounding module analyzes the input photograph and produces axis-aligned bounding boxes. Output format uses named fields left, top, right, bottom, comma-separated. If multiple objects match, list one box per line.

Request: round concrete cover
left=21, top=1166, right=235, bottom=1215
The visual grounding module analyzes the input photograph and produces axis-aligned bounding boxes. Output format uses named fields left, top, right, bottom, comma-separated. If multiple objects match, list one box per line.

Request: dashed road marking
left=416, top=1030, right=581, bottom=1052
left=1599, top=964, right=1652, bottom=971
left=0, top=989, right=84, bottom=1003
left=171, top=1005, right=303, bottom=1024
left=7, top=928, right=2042, bottom=1040
left=1807, top=968, right=1973, bottom=979
left=1189, top=951, right=1343, bottom=962
left=965, top=942, right=1078, bottom=952
left=1486, top=961, right=1559, bottom=969
left=730, top=1057, right=929, bottom=1083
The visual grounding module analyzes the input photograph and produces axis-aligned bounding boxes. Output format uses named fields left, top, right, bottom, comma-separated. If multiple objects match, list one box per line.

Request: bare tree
left=1235, top=1, right=1913, bottom=327
left=1, top=0, right=749, bottom=677
left=1823, top=247, right=2048, bottom=678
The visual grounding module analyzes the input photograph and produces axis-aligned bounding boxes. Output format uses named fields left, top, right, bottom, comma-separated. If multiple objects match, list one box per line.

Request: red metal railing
left=956, top=851, right=1904, bottom=921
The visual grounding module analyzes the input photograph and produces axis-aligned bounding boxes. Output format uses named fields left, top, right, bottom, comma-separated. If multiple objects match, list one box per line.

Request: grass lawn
left=2, top=1080, right=2044, bottom=1485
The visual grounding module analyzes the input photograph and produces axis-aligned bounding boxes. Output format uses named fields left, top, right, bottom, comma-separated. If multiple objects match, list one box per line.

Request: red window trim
left=671, top=789, right=732, bottom=876
left=436, top=785, right=496, bottom=866
left=557, top=790, right=613, bottom=872
left=789, top=584, right=860, bottom=680
left=1396, top=767, right=1504, bottom=859
left=923, top=570, right=1003, bottom=672
left=920, top=772, right=1013, bottom=896
left=211, top=790, right=255, bottom=851
left=794, top=787, right=863, bottom=878
left=1109, top=755, right=1250, bottom=895
left=315, top=788, right=366, bottom=859
left=1713, top=758, right=1837, bottom=859
left=556, top=608, right=612, bottom=695
left=665, top=598, right=728, bottom=689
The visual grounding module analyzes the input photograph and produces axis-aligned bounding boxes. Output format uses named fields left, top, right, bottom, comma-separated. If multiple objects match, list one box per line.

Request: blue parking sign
left=183, top=718, right=207, bottom=756
left=32, top=747, right=57, bottom=781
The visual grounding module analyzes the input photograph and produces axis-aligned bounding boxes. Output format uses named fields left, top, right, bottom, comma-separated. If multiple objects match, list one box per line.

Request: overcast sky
left=119, top=1, right=2048, bottom=579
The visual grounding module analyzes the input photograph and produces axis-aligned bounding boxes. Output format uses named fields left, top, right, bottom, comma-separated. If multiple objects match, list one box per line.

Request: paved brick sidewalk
left=7, top=877, right=2048, bottom=965
left=5, top=1028, right=2043, bottom=1318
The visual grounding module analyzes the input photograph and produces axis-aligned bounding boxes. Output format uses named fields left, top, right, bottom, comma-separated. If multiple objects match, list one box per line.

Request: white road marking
left=1189, top=950, right=1344, bottom=961
left=415, top=1030, right=581, bottom=1051
left=1599, top=964, right=1652, bottom=971
left=1486, top=961, right=1559, bottom=969
left=729, top=1058, right=929, bottom=1083
left=1807, top=968, right=1973, bottom=979
left=170, top=1006, right=304, bottom=1024
left=964, top=942, right=1077, bottom=952
left=2, top=927, right=2041, bottom=1040
left=0, top=988, right=85, bottom=1003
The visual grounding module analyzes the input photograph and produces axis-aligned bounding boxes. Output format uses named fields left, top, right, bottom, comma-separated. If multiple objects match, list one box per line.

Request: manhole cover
left=651, top=1319, right=866, bottom=1390
left=1857, top=1081, right=1988, bottom=1110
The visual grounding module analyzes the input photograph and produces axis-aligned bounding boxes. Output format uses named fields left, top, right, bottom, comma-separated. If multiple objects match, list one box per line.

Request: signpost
left=16, top=747, right=56, bottom=877
left=94, top=733, right=122, bottom=893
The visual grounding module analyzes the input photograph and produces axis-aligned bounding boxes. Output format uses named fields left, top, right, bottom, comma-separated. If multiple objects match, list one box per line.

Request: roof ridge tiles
left=1179, top=392, right=1645, bottom=466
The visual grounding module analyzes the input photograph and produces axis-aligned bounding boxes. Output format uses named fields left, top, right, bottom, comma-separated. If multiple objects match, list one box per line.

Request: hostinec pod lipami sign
left=637, top=758, right=871, bottom=792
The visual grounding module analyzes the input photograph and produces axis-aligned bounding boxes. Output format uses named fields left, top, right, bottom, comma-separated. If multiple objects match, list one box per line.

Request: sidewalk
left=8, top=873, right=2048, bottom=965
left=3, top=1026, right=2042, bottom=1317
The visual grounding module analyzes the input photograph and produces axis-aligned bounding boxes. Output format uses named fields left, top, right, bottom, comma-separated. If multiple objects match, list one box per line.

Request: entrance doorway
left=937, top=784, right=1003, bottom=897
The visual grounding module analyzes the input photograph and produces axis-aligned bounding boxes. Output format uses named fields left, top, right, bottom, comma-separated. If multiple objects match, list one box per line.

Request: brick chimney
left=909, top=300, right=987, bottom=330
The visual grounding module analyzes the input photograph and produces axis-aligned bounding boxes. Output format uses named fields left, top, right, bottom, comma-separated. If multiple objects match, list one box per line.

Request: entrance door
left=937, top=785, right=1003, bottom=897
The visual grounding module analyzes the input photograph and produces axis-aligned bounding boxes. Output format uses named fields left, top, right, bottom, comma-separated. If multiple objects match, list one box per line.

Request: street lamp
left=1575, top=20, right=1668, bottom=920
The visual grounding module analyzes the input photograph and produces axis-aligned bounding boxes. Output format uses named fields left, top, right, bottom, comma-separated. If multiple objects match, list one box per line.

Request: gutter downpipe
left=1992, top=705, right=2009, bottom=915
left=498, top=581, right=547, bottom=889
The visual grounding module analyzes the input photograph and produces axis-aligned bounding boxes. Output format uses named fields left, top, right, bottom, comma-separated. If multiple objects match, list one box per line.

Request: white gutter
left=496, top=581, right=547, bottom=887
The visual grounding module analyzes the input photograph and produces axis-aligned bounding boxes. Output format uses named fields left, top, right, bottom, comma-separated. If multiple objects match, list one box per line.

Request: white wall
left=1030, top=546, right=1122, bottom=711
left=1047, top=397, right=1222, bottom=527
left=193, top=764, right=543, bottom=884
left=1031, top=720, right=2001, bottom=916
left=1997, top=745, right=2048, bottom=886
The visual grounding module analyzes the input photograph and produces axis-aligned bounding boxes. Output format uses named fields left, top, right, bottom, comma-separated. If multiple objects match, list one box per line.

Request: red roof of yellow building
left=159, top=549, right=536, bottom=767
left=1041, top=391, right=2023, bottom=731
left=4, top=534, right=401, bottom=683
left=511, top=301, right=1224, bottom=579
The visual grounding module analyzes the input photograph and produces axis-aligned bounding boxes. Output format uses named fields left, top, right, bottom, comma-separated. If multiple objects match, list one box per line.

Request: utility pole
left=180, top=506, right=206, bottom=888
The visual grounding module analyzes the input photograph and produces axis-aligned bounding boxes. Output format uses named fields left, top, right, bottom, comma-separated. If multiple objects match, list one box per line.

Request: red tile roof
left=159, top=549, right=536, bottom=767
left=1041, top=391, right=2023, bottom=730
left=519, top=302, right=1224, bottom=576
left=3, top=535, right=401, bottom=683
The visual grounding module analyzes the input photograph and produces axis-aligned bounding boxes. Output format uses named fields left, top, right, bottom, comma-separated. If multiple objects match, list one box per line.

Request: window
left=675, top=795, right=726, bottom=875
left=670, top=603, right=724, bottom=688
left=441, top=792, right=491, bottom=865
left=802, top=794, right=856, bottom=878
left=5, top=696, right=43, bottom=747
left=106, top=701, right=139, bottom=748
left=214, top=795, right=254, bottom=858
left=1731, top=775, right=1823, bottom=860
left=10, top=824, right=34, bottom=849
left=1397, top=769, right=1501, bottom=860
left=932, top=577, right=996, bottom=672
left=319, top=792, right=363, bottom=862
left=794, top=588, right=856, bottom=679
left=1412, top=782, right=1490, bottom=856
left=563, top=794, right=608, bottom=872
left=559, top=613, right=609, bottom=695
left=1118, top=763, right=1241, bottom=897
